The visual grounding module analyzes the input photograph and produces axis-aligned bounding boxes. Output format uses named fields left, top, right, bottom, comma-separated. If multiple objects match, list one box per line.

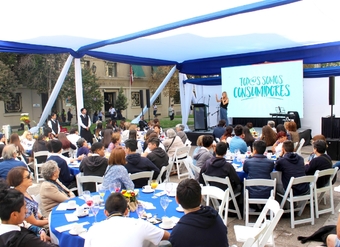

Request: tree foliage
left=115, top=87, right=128, bottom=111
left=61, top=63, right=104, bottom=114
left=0, top=60, right=18, bottom=101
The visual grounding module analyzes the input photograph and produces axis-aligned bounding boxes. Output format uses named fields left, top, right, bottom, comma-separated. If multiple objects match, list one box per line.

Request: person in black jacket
left=79, top=142, right=108, bottom=192
left=199, top=142, right=241, bottom=193
left=305, top=140, right=333, bottom=188
left=243, top=140, right=275, bottom=198
left=124, top=139, right=159, bottom=188
left=146, top=137, right=169, bottom=170
left=169, top=179, right=228, bottom=247
left=0, top=180, right=58, bottom=247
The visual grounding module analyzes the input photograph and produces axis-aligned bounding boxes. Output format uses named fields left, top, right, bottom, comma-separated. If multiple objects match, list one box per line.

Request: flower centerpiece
left=19, top=113, right=30, bottom=130
left=121, top=189, right=138, bottom=211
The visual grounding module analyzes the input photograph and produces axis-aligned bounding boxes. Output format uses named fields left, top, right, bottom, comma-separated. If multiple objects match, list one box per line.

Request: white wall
left=301, top=77, right=340, bottom=136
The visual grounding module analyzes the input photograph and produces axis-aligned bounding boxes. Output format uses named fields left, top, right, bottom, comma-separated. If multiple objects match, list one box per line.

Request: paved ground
left=28, top=144, right=340, bottom=247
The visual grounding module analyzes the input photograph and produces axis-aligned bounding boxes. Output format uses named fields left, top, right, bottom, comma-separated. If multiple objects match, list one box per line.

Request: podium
left=193, top=104, right=208, bottom=131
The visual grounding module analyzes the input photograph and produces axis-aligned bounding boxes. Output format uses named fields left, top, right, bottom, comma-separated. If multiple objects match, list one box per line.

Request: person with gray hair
left=175, top=124, right=188, bottom=144
left=163, top=128, right=185, bottom=158
left=0, top=144, right=27, bottom=179
left=39, top=160, right=75, bottom=217
left=267, top=120, right=277, bottom=133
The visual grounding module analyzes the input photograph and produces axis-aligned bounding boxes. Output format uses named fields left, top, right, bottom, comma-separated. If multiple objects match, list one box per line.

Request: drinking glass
left=98, top=187, right=106, bottom=208
left=91, top=202, right=100, bottom=223
left=113, top=181, right=121, bottom=192
left=83, top=190, right=91, bottom=201
left=160, top=196, right=169, bottom=217
left=151, top=180, right=158, bottom=199
left=136, top=203, right=145, bottom=219
left=165, top=182, right=173, bottom=197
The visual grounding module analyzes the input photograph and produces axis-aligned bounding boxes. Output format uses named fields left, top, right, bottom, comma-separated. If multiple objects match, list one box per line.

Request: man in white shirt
left=109, top=106, right=116, bottom=120
left=80, top=108, right=93, bottom=144
left=67, top=128, right=81, bottom=148
left=47, top=112, right=60, bottom=138
left=84, top=193, right=170, bottom=247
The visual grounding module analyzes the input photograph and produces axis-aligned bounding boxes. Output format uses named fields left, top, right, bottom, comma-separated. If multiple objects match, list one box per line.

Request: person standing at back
left=216, top=91, right=229, bottom=126
left=47, top=112, right=60, bottom=138
left=169, top=179, right=229, bottom=247
left=80, top=108, right=93, bottom=144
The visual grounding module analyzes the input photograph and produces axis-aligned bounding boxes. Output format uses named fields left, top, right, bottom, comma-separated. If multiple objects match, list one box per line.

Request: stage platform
left=186, top=127, right=311, bottom=146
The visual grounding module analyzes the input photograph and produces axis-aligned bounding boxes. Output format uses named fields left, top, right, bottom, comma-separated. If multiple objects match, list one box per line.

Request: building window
left=5, top=93, right=22, bottom=113
left=82, top=60, right=90, bottom=69
left=131, top=91, right=141, bottom=107
left=154, top=95, right=161, bottom=105
left=106, top=62, right=117, bottom=77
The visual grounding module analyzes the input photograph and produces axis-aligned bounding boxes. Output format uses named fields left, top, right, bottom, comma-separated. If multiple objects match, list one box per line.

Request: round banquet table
left=50, top=189, right=184, bottom=247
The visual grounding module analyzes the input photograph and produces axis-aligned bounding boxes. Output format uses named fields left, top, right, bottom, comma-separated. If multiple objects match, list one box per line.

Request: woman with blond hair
left=216, top=91, right=229, bottom=126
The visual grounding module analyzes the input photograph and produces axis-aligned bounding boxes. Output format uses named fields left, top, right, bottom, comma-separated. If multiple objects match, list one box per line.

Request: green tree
left=115, top=87, right=128, bottom=119
left=0, top=60, right=18, bottom=101
left=61, top=63, right=104, bottom=114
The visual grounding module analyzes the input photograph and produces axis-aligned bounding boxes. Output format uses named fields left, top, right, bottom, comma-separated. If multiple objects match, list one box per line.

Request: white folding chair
left=49, top=210, right=59, bottom=244
left=184, top=139, right=192, bottom=147
left=202, top=186, right=230, bottom=225
left=171, top=146, right=190, bottom=179
left=76, top=173, right=104, bottom=196
left=295, top=138, right=305, bottom=155
left=244, top=178, right=276, bottom=226
left=33, top=151, right=49, bottom=183
left=156, top=166, right=168, bottom=184
left=234, top=197, right=284, bottom=247
left=182, top=157, right=198, bottom=180
left=277, top=175, right=316, bottom=228
left=314, top=167, right=338, bottom=218
left=129, top=171, right=154, bottom=186
left=202, top=173, right=242, bottom=219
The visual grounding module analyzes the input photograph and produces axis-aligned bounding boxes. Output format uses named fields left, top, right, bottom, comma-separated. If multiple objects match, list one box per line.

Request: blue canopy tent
left=1, top=0, right=340, bottom=132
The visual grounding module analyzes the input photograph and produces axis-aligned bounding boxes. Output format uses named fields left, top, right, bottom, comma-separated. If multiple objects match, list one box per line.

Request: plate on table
left=167, top=191, right=176, bottom=197
left=159, top=223, right=175, bottom=230
left=77, top=209, right=89, bottom=218
left=142, top=189, right=155, bottom=193
left=67, top=206, right=77, bottom=210
left=176, top=206, right=184, bottom=212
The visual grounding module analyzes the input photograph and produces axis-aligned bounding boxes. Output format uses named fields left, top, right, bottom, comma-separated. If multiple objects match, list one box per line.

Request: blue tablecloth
left=68, top=164, right=80, bottom=176
left=50, top=190, right=183, bottom=247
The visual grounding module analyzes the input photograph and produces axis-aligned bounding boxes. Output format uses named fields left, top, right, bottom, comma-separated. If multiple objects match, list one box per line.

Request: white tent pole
left=179, top=73, right=191, bottom=131
left=30, top=55, right=73, bottom=134
left=131, top=65, right=177, bottom=124
left=74, top=58, right=84, bottom=133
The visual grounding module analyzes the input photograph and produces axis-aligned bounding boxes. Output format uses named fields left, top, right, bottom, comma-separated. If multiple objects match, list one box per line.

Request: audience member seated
left=0, top=179, right=58, bottom=246
left=77, top=138, right=90, bottom=157
left=275, top=140, right=309, bottom=195
left=212, top=120, right=226, bottom=140
left=79, top=142, right=108, bottom=192
left=305, top=140, right=333, bottom=188
left=272, top=131, right=288, bottom=156
left=40, top=160, right=75, bottom=217
left=67, top=127, right=81, bottom=148
left=276, top=124, right=291, bottom=141
left=267, top=120, right=277, bottom=133
left=9, top=133, right=27, bottom=163
left=7, top=167, right=49, bottom=233
left=192, top=135, right=204, bottom=166
left=0, top=144, right=27, bottom=179
left=128, top=129, right=143, bottom=154
left=220, top=126, right=233, bottom=144
left=58, top=132, right=76, bottom=157
left=106, top=133, right=122, bottom=153
left=259, top=125, right=276, bottom=147
left=138, top=115, right=148, bottom=131
left=0, top=132, right=7, bottom=159
left=102, top=126, right=114, bottom=149
left=326, top=213, right=340, bottom=247
left=94, top=121, right=103, bottom=142
left=243, top=140, right=275, bottom=198
left=163, top=129, right=185, bottom=158
left=145, top=137, right=169, bottom=172
left=169, top=179, right=229, bottom=247
left=285, top=121, right=300, bottom=145
left=229, top=125, right=247, bottom=154
left=121, top=122, right=131, bottom=141
left=20, top=131, right=35, bottom=156
left=199, top=142, right=241, bottom=193
left=47, top=140, right=76, bottom=189
left=175, top=124, right=188, bottom=144
left=246, top=122, right=256, bottom=134
left=84, top=192, right=169, bottom=247
left=143, top=133, right=165, bottom=154
left=119, top=120, right=126, bottom=131
left=307, top=135, right=327, bottom=162
left=102, top=147, right=134, bottom=190
left=153, top=124, right=161, bottom=138
left=124, top=139, right=159, bottom=188
left=243, top=126, right=255, bottom=151
left=193, top=135, right=214, bottom=171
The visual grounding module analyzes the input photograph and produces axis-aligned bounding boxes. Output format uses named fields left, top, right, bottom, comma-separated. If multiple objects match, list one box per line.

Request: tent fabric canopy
left=1, top=0, right=340, bottom=76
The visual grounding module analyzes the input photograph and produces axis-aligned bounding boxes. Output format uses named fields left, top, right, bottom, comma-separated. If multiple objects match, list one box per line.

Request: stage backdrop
left=221, top=60, right=304, bottom=118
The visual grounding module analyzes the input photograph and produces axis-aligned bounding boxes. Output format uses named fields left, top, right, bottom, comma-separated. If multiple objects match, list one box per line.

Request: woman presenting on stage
left=216, top=91, right=229, bottom=126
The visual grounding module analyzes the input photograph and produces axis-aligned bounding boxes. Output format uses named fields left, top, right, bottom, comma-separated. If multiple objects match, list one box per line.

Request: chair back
left=202, top=186, right=229, bottom=225
left=182, top=157, right=197, bottom=179
left=129, top=171, right=154, bottom=186
left=171, top=146, right=191, bottom=179
left=296, top=138, right=305, bottom=155
left=184, top=139, right=192, bottom=147
left=76, top=174, right=104, bottom=195
left=156, top=166, right=168, bottom=184
left=33, top=151, right=49, bottom=183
